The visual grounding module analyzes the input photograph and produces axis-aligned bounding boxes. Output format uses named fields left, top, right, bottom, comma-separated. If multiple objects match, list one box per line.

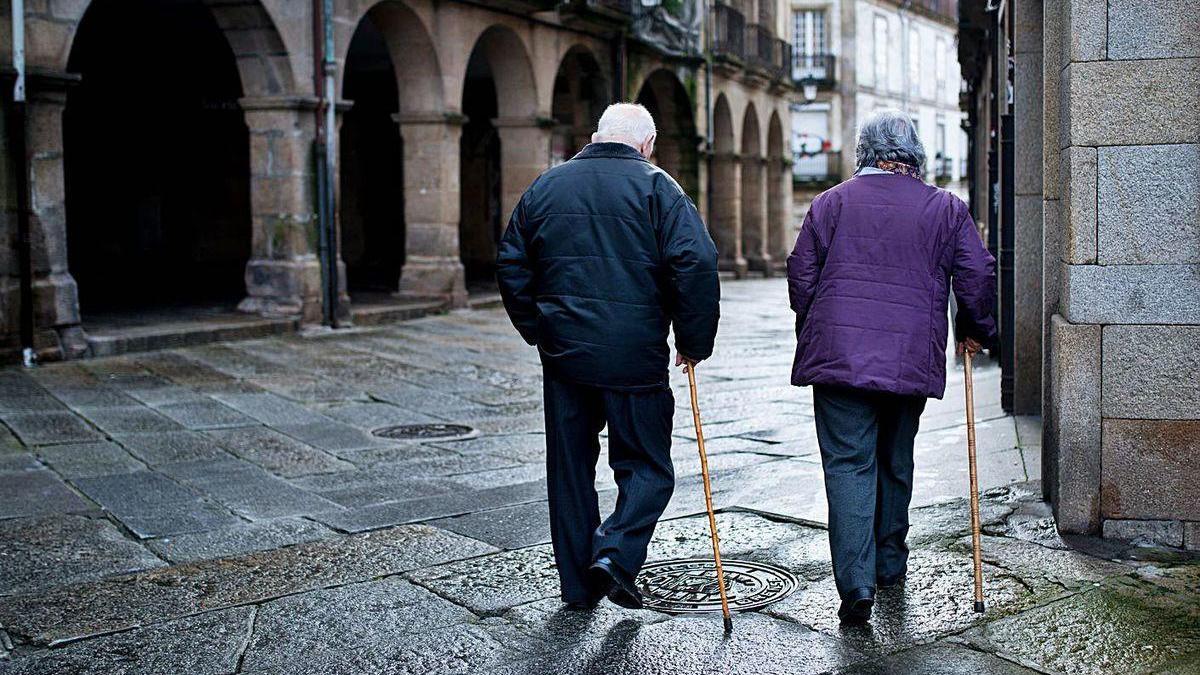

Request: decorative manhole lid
left=637, top=558, right=798, bottom=614
left=372, top=424, right=476, bottom=441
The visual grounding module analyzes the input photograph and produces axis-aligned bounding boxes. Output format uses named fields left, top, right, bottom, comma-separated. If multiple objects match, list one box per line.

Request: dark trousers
left=543, top=371, right=675, bottom=603
left=813, top=384, right=927, bottom=599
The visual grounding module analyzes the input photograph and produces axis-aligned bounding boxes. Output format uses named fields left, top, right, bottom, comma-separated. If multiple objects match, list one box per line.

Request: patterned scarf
left=876, top=160, right=923, bottom=180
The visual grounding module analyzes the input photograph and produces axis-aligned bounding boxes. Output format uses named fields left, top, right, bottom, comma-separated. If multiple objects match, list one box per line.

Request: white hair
left=855, top=108, right=926, bottom=170
left=593, top=103, right=657, bottom=145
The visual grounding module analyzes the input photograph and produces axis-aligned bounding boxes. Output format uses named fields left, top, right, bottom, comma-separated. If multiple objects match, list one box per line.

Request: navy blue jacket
left=496, top=142, right=720, bottom=391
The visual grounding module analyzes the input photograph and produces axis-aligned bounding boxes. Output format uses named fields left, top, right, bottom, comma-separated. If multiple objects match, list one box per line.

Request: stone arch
left=466, top=24, right=539, bottom=119
left=339, top=3, right=411, bottom=297
left=741, top=101, right=767, bottom=272
left=62, top=0, right=256, bottom=314
left=710, top=93, right=743, bottom=274
left=635, top=68, right=700, bottom=199
left=459, top=23, right=544, bottom=286
left=551, top=44, right=610, bottom=163
left=767, top=110, right=789, bottom=266
left=52, top=0, right=299, bottom=97
left=339, top=0, right=444, bottom=116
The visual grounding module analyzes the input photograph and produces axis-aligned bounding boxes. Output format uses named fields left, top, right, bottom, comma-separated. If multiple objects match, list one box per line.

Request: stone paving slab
left=158, top=459, right=342, bottom=521
left=76, top=406, right=183, bottom=435
left=314, top=480, right=548, bottom=533
left=35, top=441, right=146, bottom=479
left=238, top=578, right=477, bottom=673
left=959, top=576, right=1200, bottom=674
left=0, top=524, right=496, bottom=646
left=487, top=613, right=866, bottom=675
left=0, top=606, right=253, bottom=675
left=1, top=412, right=101, bottom=446
left=0, top=515, right=164, bottom=596
left=0, top=453, right=38, bottom=472
left=208, top=392, right=330, bottom=426
left=49, top=386, right=141, bottom=410
left=152, top=399, right=258, bottom=430
left=145, top=517, right=335, bottom=564
left=408, top=545, right=561, bottom=615
left=837, top=643, right=1041, bottom=674
left=204, top=426, right=353, bottom=477
left=113, top=430, right=233, bottom=465
left=0, top=470, right=91, bottom=519
left=71, top=471, right=240, bottom=538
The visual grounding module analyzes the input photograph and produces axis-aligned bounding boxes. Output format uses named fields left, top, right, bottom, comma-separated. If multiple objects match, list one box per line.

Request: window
left=792, top=10, right=828, bottom=79
left=908, top=27, right=920, bottom=97
left=935, top=37, right=948, bottom=101
left=872, top=14, right=888, bottom=89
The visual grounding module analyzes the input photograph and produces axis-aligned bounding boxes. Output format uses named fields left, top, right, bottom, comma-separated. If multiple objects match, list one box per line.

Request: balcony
left=712, top=3, right=746, bottom=62
left=792, top=53, right=836, bottom=88
left=905, top=0, right=956, bottom=24
left=934, top=155, right=954, bottom=185
left=793, top=150, right=841, bottom=185
left=559, top=0, right=633, bottom=25
left=745, top=24, right=791, bottom=80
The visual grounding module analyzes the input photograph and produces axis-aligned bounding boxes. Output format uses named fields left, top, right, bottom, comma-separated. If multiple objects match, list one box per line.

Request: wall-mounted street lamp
left=800, top=75, right=818, bottom=104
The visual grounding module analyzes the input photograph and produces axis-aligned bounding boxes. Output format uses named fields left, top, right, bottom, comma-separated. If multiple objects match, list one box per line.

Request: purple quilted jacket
left=787, top=173, right=997, bottom=399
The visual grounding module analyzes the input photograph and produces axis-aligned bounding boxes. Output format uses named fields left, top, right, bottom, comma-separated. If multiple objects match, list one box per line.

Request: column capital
left=391, top=111, right=467, bottom=127
left=239, top=96, right=320, bottom=112
left=491, top=115, right=557, bottom=129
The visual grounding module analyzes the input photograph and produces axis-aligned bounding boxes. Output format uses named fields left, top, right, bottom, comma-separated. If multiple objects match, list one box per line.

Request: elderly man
left=497, top=103, right=720, bottom=610
left=787, top=110, right=997, bottom=624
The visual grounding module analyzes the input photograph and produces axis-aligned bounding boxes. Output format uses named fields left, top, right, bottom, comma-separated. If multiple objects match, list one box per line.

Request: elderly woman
left=787, top=110, right=996, bottom=625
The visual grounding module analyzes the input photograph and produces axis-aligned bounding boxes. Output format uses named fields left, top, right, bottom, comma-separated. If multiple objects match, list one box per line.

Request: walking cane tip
left=974, top=600, right=985, bottom=614
left=723, top=616, right=733, bottom=633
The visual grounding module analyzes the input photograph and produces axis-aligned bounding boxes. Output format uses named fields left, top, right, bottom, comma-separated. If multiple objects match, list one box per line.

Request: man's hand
left=675, top=352, right=699, bottom=372
left=956, top=337, right=983, bottom=356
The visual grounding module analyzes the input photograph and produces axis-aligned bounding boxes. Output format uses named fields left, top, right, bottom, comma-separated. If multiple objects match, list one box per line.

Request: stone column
left=395, top=113, right=467, bottom=306
left=711, top=152, right=746, bottom=277
left=494, top=117, right=554, bottom=228
left=1011, top=0, right=1043, bottom=414
left=18, top=74, right=87, bottom=358
left=739, top=154, right=768, bottom=273
left=239, top=97, right=339, bottom=324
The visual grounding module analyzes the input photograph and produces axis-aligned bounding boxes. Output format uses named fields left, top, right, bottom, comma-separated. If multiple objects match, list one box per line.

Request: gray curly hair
left=855, top=109, right=926, bottom=170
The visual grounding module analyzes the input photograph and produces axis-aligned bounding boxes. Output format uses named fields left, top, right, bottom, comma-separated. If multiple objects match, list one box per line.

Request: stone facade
left=0, top=0, right=794, bottom=360
left=961, top=0, right=1199, bottom=541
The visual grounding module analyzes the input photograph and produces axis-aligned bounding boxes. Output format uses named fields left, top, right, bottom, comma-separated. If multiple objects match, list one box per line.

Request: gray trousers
left=813, top=384, right=927, bottom=598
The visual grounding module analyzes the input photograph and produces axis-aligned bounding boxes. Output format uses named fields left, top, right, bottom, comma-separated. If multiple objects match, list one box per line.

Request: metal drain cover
left=637, top=558, right=798, bottom=614
left=372, top=424, right=476, bottom=441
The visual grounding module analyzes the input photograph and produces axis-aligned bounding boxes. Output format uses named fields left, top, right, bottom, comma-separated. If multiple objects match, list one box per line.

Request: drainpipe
left=313, top=0, right=339, bottom=327
left=703, top=0, right=713, bottom=222
left=9, top=0, right=36, bottom=367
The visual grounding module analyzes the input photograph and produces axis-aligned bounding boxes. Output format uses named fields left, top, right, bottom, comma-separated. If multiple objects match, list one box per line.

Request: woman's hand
left=956, top=337, right=983, bottom=356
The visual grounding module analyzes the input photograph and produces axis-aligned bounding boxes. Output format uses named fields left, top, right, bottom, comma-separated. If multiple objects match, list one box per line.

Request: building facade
left=959, top=0, right=1200, bottom=546
left=0, top=0, right=795, bottom=361
left=786, top=0, right=965, bottom=216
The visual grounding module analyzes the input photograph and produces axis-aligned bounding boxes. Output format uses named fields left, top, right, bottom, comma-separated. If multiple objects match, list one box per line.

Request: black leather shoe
left=588, top=557, right=643, bottom=610
left=838, top=587, right=875, bottom=625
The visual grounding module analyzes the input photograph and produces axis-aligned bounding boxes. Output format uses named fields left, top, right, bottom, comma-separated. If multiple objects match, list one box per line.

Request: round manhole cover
left=372, top=424, right=476, bottom=441
left=637, top=558, right=798, bottom=614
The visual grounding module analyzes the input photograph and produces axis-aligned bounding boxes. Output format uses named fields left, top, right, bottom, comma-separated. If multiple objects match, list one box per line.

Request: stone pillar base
left=238, top=257, right=324, bottom=323
left=1, top=272, right=89, bottom=360
left=397, top=256, right=468, bottom=308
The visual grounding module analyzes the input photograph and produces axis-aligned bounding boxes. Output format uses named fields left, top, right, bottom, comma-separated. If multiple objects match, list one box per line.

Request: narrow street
left=1, top=279, right=1196, bottom=674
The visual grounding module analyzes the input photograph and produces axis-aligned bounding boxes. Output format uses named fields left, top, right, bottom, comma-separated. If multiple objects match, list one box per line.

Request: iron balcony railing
left=747, top=23, right=773, bottom=71
left=558, top=0, right=633, bottom=22
left=792, top=53, right=836, bottom=87
left=935, top=156, right=954, bottom=184
left=793, top=151, right=842, bottom=185
left=713, top=3, right=746, bottom=61
left=907, top=0, right=956, bottom=22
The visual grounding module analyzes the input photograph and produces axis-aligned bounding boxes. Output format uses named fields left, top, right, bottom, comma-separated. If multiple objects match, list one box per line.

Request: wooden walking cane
left=963, top=350, right=985, bottom=613
left=686, top=363, right=733, bottom=633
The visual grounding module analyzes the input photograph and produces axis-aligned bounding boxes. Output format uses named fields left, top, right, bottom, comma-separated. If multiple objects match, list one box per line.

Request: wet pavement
left=0, top=278, right=1196, bottom=674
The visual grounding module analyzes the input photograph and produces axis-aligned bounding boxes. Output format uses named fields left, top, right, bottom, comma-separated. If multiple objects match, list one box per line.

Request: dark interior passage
left=64, top=0, right=250, bottom=313
left=636, top=70, right=699, bottom=201
left=459, top=49, right=502, bottom=285
left=341, top=15, right=405, bottom=294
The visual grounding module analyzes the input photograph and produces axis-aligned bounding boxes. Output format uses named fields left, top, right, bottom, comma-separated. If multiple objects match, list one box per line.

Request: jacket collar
left=572, top=142, right=649, bottom=162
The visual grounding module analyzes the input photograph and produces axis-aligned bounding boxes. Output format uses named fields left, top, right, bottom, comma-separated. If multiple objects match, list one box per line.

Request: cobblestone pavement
left=1, top=279, right=1197, bottom=674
